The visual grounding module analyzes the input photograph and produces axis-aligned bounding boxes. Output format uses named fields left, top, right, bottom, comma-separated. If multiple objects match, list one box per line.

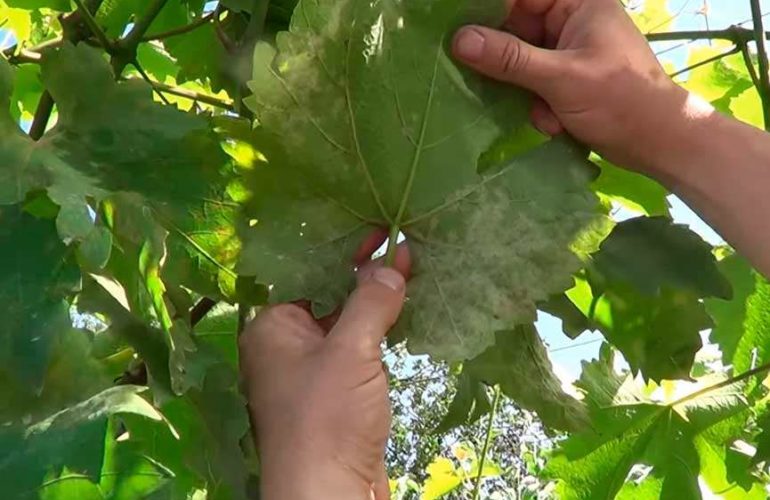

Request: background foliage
left=2, top=0, right=770, bottom=498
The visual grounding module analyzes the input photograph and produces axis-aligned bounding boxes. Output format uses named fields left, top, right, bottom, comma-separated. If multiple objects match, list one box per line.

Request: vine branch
left=131, top=60, right=171, bottom=105
left=26, top=0, right=106, bottom=139
left=668, top=45, right=741, bottom=78
left=670, top=360, right=770, bottom=408
left=646, top=26, right=760, bottom=43
left=72, top=0, right=113, bottom=50
left=110, top=0, right=168, bottom=75
left=141, top=10, right=216, bottom=42
left=750, top=0, right=770, bottom=130
left=740, top=41, right=762, bottom=89
left=125, top=77, right=235, bottom=111
left=191, top=297, right=217, bottom=326
left=122, top=0, right=169, bottom=48
left=29, top=92, right=54, bottom=140
left=471, top=386, right=501, bottom=500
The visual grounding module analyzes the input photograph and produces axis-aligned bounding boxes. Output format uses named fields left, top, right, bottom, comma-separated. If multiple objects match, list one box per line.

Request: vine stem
left=471, top=385, right=501, bottom=500
left=137, top=78, right=235, bottom=110
left=646, top=26, right=759, bottom=43
left=384, top=224, right=400, bottom=267
left=141, top=10, right=216, bottom=42
left=123, top=0, right=169, bottom=47
left=749, top=0, right=770, bottom=130
left=72, top=0, right=113, bottom=50
left=670, top=360, right=770, bottom=408
left=740, top=40, right=762, bottom=89
left=29, top=92, right=54, bottom=140
left=25, top=0, right=106, bottom=139
left=668, top=45, right=740, bottom=78
left=190, top=297, right=217, bottom=326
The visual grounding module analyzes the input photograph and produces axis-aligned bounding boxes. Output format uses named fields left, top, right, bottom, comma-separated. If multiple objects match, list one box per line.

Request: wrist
left=260, top=442, right=371, bottom=500
left=600, top=82, right=704, bottom=178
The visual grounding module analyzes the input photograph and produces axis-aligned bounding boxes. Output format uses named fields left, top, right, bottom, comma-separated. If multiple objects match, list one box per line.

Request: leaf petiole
left=384, top=225, right=400, bottom=267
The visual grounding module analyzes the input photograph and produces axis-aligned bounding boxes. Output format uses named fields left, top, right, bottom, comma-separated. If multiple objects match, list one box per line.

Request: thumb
left=452, top=26, right=563, bottom=94
left=327, top=267, right=406, bottom=353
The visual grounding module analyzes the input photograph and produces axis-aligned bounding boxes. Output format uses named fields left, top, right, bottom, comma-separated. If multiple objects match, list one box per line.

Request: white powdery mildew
left=401, top=149, right=605, bottom=362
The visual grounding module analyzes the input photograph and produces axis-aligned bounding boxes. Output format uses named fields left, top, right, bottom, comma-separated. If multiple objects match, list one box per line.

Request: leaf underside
left=242, top=0, right=610, bottom=362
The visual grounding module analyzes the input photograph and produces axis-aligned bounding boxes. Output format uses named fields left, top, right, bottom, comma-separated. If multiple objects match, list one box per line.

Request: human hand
left=453, top=0, right=697, bottom=176
left=239, top=244, right=409, bottom=500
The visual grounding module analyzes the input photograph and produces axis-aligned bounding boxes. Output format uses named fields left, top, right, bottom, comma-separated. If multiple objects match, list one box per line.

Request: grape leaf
left=592, top=217, right=731, bottom=299
left=164, top=24, right=229, bottom=90
left=591, top=157, right=670, bottom=217
left=565, top=217, right=730, bottom=381
left=539, top=293, right=595, bottom=340
left=0, top=327, right=112, bottom=423
left=0, top=385, right=169, bottom=499
left=705, top=254, right=770, bottom=373
left=242, top=0, right=608, bottom=361
left=0, top=206, right=80, bottom=391
left=0, top=44, right=238, bottom=391
left=434, top=371, right=491, bottom=434
left=571, top=280, right=710, bottom=382
left=546, top=363, right=752, bottom=499
left=465, top=326, right=588, bottom=431
left=39, top=471, right=104, bottom=500
left=5, top=0, right=70, bottom=11
left=98, top=419, right=172, bottom=499
left=120, top=364, right=250, bottom=499
left=9, top=63, right=42, bottom=122
left=219, top=0, right=252, bottom=13
left=753, top=411, right=770, bottom=465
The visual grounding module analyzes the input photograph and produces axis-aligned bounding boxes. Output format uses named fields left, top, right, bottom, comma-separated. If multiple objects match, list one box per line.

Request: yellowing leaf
left=730, top=87, right=764, bottom=129
left=422, top=457, right=463, bottom=500
left=0, top=3, right=31, bottom=44
left=629, top=0, right=672, bottom=33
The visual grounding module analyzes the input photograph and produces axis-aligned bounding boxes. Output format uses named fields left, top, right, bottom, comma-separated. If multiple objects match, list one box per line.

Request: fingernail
left=454, top=28, right=485, bottom=61
left=371, top=268, right=405, bottom=292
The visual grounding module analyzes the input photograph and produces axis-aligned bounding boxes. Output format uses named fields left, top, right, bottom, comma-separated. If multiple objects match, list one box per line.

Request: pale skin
left=239, top=0, right=770, bottom=498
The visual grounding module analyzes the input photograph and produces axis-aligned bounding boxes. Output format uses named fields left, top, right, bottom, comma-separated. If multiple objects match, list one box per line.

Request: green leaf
left=0, top=44, right=239, bottom=390
left=220, top=0, right=252, bottom=13
left=592, top=217, right=731, bottom=299
left=121, top=364, right=250, bottom=499
left=243, top=0, right=609, bottom=362
left=539, top=293, right=595, bottom=340
left=193, top=303, right=239, bottom=368
left=95, top=0, right=143, bottom=37
left=98, top=419, right=171, bottom=499
left=164, top=23, right=228, bottom=90
left=753, top=411, right=770, bottom=464
left=39, top=470, right=104, bottom=500
left=705, top=254, right=770, bottom=373
left=0, top=206, right=80, bottom=390
left=9, top=63, right=42, bottom=122
left=465, top=326, right=588, bottom=431
left=434, top=371, right=491, bottom=434
left=0, top=328, right=113, bottom=424
left=0, top=385, right=168, bottom=499
left=546, top=367, right=751, bottom=499
left=5, top=0, right=70, bottom=11
left=136, top=43, right=180, bottom=82
left=570, top=217, right=731, bottom=381
left=569, top=276, right=709, bottom=382
left=591, top=157, right=670, bottom=216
